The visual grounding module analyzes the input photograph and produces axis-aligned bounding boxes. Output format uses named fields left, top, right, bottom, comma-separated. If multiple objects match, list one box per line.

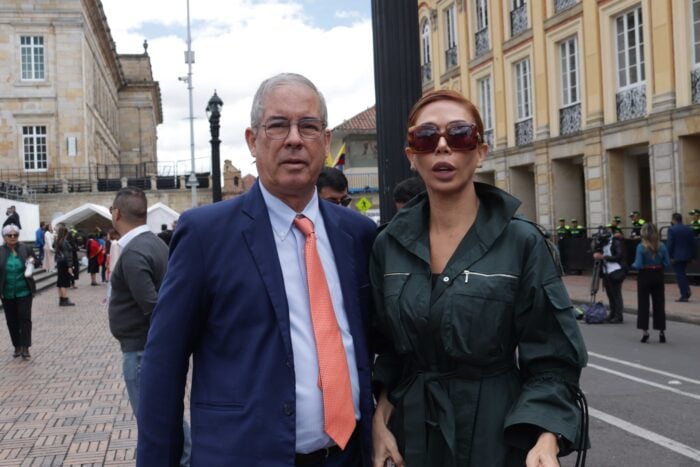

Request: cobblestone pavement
left=0, top=275, right=136, bottom=466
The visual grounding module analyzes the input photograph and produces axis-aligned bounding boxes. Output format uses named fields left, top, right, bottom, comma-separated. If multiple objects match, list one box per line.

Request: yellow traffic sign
left=355, top=197, right=372, bottom=212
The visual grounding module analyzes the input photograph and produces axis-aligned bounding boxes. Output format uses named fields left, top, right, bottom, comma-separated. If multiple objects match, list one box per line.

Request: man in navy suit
left=667, top=212, right=696, bottom=302
left=136, top=73, right=377, bottom=466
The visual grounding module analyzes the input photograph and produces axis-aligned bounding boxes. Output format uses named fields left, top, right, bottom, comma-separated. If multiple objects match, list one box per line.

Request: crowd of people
left=3, top=72, right=698, bottom=466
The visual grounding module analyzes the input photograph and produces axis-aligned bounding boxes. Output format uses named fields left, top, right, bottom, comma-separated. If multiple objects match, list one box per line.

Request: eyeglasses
left=259, top=118, right=325, bottom=140
left=4, top=234, right=18, bottom=238
left=325, top=195, right=353, bottom=207
left=407, top=122, right=482, bottom=154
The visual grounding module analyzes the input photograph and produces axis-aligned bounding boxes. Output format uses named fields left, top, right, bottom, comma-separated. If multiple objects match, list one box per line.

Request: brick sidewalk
left=0, top=275, right=136, bottom=466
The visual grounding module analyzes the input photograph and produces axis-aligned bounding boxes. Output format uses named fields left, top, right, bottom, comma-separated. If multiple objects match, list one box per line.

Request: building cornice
left=82, top=0, right=125, bottom=88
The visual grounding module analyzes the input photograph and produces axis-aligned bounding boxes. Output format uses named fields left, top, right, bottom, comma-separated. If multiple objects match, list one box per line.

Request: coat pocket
left=442, top=272, right=518, bottom=359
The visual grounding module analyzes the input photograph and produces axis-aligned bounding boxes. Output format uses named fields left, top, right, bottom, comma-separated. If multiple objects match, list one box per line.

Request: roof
left=51, top=203, right=111, bottom=227
left=332, top=106, right=376, bottom=131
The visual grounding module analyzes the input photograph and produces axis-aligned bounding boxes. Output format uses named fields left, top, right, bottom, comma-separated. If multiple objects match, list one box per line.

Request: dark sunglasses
left=4, top=233, right=18, bottom=238
left=407, top=122, right=482, bottom=153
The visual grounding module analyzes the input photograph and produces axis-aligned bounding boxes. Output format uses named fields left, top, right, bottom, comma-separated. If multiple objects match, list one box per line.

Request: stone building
left=418, top=0, right=700, bottom=233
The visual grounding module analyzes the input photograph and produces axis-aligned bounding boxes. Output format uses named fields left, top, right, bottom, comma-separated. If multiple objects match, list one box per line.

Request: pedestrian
left=107, top=187, right=191, bottom=466
left=0, top=224, right=36, bottom=359
left=371, top=89, right=587, bottom=467
left=592, top=227, right=626, bottom=323
left=98, top=232, right=107, bottom=282
left=3, top=205, right=21, bottom=229
left=136, top=73, right=377, bottom=465
left=43, top=224, right=54, bottom=271
left=629, top=210, right=646, bottom=238
left=316, top=166, right=351, bottom=206
left=35, top=221, right=45, bottom=267
left=86, top=234, right=101, bottom=286
left=609, top=215, right=624, bottom=238
left=392, top=176, right=425, bottom=211
left=156, top=223, right=172, bottom=246
left=689, top=208, right=700, bottom=237
left=667, top=212, right=695, bottom=302
left=632, top=223, right=670, bottom=343
left=68, top=228, right=80, bottom=288
left=570, top=219, right=586, bottom=238
left=53, top=224, right=75, bottom=307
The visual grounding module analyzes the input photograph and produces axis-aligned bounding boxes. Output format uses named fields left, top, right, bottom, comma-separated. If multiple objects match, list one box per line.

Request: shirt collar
left=258, top=181, right=320, bottom=241
left=118, top=224, right=150, bottom=249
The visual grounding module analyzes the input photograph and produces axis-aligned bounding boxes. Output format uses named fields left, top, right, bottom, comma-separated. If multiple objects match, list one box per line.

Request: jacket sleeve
left=120, top=249, right=160, bottom=317
left=605, top=238, right=625, bottom=264
left=504, top=233, right=588, bottom=456
left=137, top=213, right=203, bottom=466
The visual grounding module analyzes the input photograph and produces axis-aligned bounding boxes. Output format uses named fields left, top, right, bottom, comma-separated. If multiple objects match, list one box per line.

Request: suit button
left=284, top=403, right=294, bottom=416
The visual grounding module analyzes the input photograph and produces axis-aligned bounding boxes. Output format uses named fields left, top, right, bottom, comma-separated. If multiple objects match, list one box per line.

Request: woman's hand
left=372, top=390, right=404, bottom=467
left=525, top=432, right=560, bottom=467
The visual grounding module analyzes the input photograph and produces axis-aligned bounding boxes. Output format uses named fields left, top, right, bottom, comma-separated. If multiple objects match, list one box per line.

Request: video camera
left=591, top=225, right=611, bottom=253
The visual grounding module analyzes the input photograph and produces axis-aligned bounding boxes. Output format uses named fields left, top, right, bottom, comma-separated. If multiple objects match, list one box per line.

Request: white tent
left=147, top=202, right=180, bottom=234
left=51, top=203, right=111, bottom=228
left=0, top=198, right=40, bottom=243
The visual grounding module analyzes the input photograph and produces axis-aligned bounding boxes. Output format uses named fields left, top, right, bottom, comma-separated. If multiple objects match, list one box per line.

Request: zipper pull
left=464, top=270, right=469, bottom=283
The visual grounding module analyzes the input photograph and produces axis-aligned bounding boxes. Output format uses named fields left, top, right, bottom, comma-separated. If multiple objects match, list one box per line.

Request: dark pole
left=207, top=91, right=223, bottom=202
left=371, top=0, right=421, bottom=223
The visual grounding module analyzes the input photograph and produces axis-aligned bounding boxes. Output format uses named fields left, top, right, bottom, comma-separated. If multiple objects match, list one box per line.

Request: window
left=20, top=36, right=45, bottom=81
left=476, top=0, right=489, bottom=31
left=445, top=5, right=458, bottom=68
left=616, top=7, right=645, bottom=89
left=478, top=76, right=493, bottom=147
left=511, top=0, right=528, bottom=36
left=560, top=37, right=579, bottom=106
left=421, top=20, right=432, bottom=66
left=23, top=126, right=48, bottom=171
left=515, top=58, right=532, bottom=121
left=693, top=0, right=700, bottom=66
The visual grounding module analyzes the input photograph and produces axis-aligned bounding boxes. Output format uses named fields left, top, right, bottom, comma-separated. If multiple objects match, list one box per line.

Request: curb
left=571, top=299, right=700, bottom=326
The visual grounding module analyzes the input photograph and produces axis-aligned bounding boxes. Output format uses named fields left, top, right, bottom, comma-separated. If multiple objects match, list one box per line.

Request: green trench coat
left=370, top=183, right=588, bottom=467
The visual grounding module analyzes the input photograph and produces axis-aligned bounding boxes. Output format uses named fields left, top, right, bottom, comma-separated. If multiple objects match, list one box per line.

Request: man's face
left=319, top=186, right=349, bottom=206
left=245, top=84, right=330, bottom=208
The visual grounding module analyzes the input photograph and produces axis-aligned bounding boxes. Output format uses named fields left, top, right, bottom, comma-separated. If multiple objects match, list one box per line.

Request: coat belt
left=391, top=360, right=515, bottom=467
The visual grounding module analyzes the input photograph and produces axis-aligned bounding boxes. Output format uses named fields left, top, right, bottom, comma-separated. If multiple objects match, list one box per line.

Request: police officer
left=629, top=211, right=646, bottom=238
left=609, top=215, right=624, bottom=239
left=570, top=219, right=586, bottom=238
left=689, top=209, right=700, bottom=237
left=555, top=217, right=571, bottom=241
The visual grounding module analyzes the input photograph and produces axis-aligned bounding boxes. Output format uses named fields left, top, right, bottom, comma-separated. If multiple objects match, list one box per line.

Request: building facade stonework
left=0, top=0, right=162, bottom=197
left=418, top=0, right=700, bottom=233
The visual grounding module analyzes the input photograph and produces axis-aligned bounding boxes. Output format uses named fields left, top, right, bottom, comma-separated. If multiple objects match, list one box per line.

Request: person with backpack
left=632, top=223, right=670, bottom=343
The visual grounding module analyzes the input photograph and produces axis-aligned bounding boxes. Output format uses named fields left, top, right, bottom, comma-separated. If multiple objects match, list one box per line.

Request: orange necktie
left=293, top=215, right=356, bottom=449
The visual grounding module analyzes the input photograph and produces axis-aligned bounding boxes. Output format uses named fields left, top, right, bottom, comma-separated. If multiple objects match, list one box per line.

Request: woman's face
left=405, top=99, right=487, bottom=196
left=3, top=231, right=19, bottom=248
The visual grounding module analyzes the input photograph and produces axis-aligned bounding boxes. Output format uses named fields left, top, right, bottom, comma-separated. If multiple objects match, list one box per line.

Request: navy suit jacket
left=667, top=223, right=695, bottom=262
left=136, top=182, right=377, bottom=466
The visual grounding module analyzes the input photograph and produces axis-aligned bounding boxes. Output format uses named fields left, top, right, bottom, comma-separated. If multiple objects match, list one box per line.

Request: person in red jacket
left=86, top=234, right=104, bottom=286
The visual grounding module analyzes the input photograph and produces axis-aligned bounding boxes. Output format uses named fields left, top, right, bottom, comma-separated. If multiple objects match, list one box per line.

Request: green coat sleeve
left=504, top=234, right=588, bottom=454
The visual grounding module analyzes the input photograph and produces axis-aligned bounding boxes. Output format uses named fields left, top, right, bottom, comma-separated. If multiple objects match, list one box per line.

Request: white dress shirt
left=259, top=182, right=360, bottom=453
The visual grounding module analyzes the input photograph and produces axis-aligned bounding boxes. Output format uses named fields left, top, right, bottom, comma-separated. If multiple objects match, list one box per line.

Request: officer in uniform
left=629, top=210, right=646, bottom=238
left=556, top=217, right=571, bottom=241
left=609, top=215, right=624, bottom=238
left=570, top=218, right=586, bottom=238
left=689, top=209, right=700, bottom=237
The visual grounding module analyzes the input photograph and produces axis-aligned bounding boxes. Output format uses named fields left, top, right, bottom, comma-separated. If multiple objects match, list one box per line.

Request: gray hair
left=250, top=73, right=328, bottom=130
left=2, top=224, right=20, bottom=236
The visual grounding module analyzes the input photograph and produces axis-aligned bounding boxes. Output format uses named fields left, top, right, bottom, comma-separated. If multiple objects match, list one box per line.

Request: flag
left=324, top=152, right=334, bottom=167
left=333, top=143, right=347, bottom=171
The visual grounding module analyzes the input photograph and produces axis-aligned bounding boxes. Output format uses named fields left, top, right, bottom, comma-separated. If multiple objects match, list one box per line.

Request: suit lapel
left=241, top=183, right=293, bottom=355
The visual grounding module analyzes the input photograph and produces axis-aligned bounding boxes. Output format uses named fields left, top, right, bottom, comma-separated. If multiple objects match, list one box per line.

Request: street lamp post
left=206, top=91, right=223, bottom=203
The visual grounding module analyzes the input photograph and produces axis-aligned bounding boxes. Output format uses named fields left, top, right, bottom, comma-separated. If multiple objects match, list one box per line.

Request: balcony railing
left=554, top=0, right=578, bottom=14
left=692, top=68, right=700, bottom=104
left=515, top=118, right=533, bottom=146
left=422, top=62, right=432, bottom=84
left=559, top=102, right=581, bottom=136
left=510, top=4, right=528, bottom=37
left=445, top=46, right=458, bottom=69
left=483, top=129, right=494, bottom=149
left=616, top=84, right=646, bottom=121
left=475, top=28, right=489, bottom=57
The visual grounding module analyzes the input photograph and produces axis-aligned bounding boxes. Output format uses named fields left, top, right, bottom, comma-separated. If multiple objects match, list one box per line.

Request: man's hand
left=525, top=432, right=560, bottom=467
left=593, top=252, right=604, bottom=261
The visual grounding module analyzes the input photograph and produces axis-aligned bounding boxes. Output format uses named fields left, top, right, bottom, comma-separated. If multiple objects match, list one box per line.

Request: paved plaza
left=0, top=270, right=698, bottom=466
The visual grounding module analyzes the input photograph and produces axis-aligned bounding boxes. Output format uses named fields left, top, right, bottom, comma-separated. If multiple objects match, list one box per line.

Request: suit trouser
left=2, top=295, right=32, bottom=347
left=602, top=274, right=624, bottom=321
left=636, top=269, right=666, bottom=331
left=672, top=260, right=691, bottom=299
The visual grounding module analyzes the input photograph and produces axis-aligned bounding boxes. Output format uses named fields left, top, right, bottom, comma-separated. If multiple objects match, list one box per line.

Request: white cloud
left=101, top=0, right=375, bottom=177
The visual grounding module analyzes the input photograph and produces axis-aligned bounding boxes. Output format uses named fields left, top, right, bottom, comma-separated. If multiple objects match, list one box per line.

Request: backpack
left=584, top=302, right=607, bottom=324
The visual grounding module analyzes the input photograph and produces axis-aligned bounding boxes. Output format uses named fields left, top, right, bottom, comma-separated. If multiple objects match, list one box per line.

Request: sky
left=101, top=0, right=375, bottom=177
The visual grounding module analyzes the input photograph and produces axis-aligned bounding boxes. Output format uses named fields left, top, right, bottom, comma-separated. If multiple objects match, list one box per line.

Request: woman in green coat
left=371, top=90, right=588, bottom=467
